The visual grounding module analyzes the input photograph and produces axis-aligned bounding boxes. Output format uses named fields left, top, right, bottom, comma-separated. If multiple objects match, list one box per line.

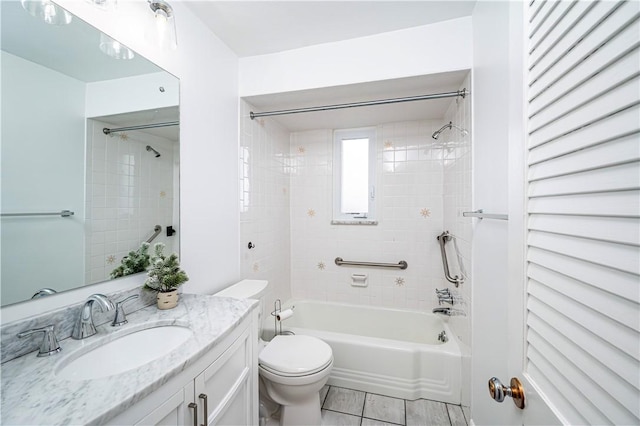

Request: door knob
left=488, top=377, right=525, bottom=409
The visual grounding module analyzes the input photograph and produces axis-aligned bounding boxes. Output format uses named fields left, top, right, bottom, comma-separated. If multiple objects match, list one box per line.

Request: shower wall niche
left=85, top=118, right=179, bottom=284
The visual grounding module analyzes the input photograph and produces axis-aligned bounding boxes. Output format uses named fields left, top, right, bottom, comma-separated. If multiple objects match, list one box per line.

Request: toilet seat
left=259, top=335, right=333, bottom=377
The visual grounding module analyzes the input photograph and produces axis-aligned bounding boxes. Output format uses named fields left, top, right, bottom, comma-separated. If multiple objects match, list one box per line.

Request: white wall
left=1, top=51, right=86, bottom=305
left=470, top=1, right=514, bottom=425
left=85, top=71, right=179, bottom=118
left=2, top=0, right=240, bottom=321
left=239, top=17, right=472, bottom=97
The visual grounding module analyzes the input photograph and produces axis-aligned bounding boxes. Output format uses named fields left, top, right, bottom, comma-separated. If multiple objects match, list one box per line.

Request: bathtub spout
left=433, top=307, right=466, bottom=317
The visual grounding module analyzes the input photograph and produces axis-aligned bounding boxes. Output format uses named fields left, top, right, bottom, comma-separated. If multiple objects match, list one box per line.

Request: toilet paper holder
left=271, top=299, right=295, bottom=337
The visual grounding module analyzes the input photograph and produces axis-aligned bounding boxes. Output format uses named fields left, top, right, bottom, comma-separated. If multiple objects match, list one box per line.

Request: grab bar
left=436, top=231, right=463, bottom=287
left=335, top=257, right=408, bottom=270
left=462, top=209, right=508, bottom=220
left=146, top=225, right=162, bottom=243
left=1, top=210, right=74, bottom=218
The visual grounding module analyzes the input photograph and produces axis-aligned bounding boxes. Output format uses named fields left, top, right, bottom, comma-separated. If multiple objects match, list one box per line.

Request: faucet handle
left=17, top=324, right=61, bottom=357
left=111, top=294, right=139, bottom=327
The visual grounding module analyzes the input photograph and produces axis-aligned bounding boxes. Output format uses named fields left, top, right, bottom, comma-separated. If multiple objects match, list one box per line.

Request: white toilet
left=215, top=280, right=333, bottom=426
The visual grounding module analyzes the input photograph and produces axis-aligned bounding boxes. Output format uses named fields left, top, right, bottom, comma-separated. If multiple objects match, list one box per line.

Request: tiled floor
left=318, top=385, right=468, bottom=426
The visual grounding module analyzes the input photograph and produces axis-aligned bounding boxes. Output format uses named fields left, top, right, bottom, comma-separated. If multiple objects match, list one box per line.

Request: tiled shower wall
left=442, top=76, right=472, bottom=413
left=239, top=101, right=292, bottom=327
left=442, top=76, right=472, bottom=348
left=238, top=92, right=471, bottom=339
left=85, top=120, right=178, bottom=284
left=289, top=121, right=451, bottom=310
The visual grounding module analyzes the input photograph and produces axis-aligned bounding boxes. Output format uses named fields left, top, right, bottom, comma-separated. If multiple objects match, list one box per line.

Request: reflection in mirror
left=1, top=1, right=180, bottom=306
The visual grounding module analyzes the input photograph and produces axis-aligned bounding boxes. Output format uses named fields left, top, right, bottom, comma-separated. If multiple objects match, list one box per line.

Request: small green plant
left=110, top=242, right=151, bottom=279
left=143, top=243, right=189, bottom=293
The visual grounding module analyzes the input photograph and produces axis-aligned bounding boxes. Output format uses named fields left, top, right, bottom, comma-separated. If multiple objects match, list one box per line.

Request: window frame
left=332, top=127, right=377, bottom=224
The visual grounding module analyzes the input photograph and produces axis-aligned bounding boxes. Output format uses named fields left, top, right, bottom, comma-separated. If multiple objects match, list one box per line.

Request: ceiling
left=188, top=1, right=475, bottom=131
left=186, top=1, right=477, bottom=58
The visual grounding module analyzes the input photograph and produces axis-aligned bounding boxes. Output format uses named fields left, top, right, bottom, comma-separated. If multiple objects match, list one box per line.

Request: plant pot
left=157, top=289, right=179, bottom=310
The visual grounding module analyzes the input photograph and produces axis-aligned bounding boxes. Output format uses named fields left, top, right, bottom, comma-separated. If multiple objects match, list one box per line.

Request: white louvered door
left=511, top=0, right=640, bottom=424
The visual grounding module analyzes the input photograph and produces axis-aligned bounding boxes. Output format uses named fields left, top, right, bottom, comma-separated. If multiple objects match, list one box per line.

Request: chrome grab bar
left=334, top=257, right=408, bottom=270
left=146, top=225, right=162, bottom=243
left=436, top=231, right=463, bottom=287
left=462, top=209, right=508, bottom=220
left=1, top=210, right=74, bottom=217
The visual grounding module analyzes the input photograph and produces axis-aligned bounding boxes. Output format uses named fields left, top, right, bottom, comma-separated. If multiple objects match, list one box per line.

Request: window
left=333, top=127, right=376, bottom=224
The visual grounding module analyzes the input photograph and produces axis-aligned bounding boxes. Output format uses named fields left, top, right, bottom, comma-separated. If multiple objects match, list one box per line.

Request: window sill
left=331, top=219, right=378, bottom=226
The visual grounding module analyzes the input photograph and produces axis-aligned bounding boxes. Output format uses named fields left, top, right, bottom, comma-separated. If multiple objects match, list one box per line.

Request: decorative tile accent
left=384, top=141, right=394, bottom=149
left=106, top=255, right=116, bottom=265
left=395, top=277, right=405, bottom=287
left=420, top=208, right=431, bottom=218
left=297, top=146, right=306, bottom=154
left=252, top=262, right=260, bottom=272
left=160, top=190, right=166, bottom=198
left=307, top=208, right=316, bottom=218
left=317, top=261, right=326, bottom=270
left=118, top=132, right=129, bottom=141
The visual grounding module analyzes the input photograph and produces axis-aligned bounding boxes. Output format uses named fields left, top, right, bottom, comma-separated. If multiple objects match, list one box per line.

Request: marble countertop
left=1, top=294, right=256, bottom=425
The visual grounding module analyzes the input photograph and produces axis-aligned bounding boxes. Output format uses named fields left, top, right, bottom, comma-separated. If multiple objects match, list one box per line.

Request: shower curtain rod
left=103, top=121, right=179, bottom=135
left=250, top=88, right=467, bottom=119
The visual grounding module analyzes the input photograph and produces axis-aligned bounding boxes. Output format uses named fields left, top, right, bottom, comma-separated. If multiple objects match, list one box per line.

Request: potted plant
left=110, top=242, right=151, bottom=279
left=143, top=242, right=189, bottom=309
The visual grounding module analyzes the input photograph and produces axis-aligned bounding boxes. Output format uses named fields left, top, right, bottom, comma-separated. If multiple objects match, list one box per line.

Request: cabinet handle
left=188, top=402, right=198, bottom=426
left=199, top=393, right=208, bottom=426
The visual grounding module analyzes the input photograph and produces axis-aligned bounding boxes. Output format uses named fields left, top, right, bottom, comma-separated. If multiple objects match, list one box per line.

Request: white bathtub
left=277, top=300, right=461, bottom=404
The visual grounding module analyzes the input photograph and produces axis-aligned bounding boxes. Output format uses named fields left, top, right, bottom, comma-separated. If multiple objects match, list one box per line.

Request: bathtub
left=277, top=300, right=461, bottom=404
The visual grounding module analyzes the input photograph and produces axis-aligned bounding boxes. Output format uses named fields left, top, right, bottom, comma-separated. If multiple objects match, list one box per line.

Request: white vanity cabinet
left=111, top=310, right=258, bottom=426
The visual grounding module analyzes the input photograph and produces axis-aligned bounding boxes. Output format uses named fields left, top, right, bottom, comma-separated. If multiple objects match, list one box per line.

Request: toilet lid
left=259, top=335, right=333, bottom=376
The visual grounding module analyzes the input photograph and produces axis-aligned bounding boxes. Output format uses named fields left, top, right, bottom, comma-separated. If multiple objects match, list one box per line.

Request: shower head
left=432, top=121, right=468, bottom=140
left=146, top=145, right=161, bottom=158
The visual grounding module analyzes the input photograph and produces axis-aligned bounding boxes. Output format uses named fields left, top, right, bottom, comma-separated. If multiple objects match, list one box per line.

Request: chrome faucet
left=72, top=294, right=115, bottom=339
left=432, top=307, right=467, bottom=317
left=31, top=288, right=57, bottom=299
left=111, top=294, right=139, bottom=327
left=17, top=324, right=61, bottom=357
left=433, top=307, right=452, bottom=315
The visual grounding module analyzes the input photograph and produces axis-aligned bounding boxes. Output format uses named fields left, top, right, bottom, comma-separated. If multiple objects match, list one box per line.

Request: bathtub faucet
left=432, top=307, right=466, bottom=317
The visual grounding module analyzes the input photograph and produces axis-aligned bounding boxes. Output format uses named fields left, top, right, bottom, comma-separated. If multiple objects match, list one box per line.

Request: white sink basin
left=56, top=325, right=193, bottom=381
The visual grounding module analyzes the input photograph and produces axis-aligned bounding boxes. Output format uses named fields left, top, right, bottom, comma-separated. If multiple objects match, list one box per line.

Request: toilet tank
left=215, top=280, right=269, bottom=335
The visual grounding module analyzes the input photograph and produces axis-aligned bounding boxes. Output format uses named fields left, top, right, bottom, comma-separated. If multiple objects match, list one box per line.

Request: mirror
left=1, top=2, right=180, bottom=306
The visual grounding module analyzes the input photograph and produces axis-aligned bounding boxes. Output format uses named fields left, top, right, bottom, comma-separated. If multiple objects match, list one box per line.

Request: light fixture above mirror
left=99, top=33, right=135, bottom=60
left=20, top=0, right=72, bottom=25
left=147, top=0, right=177, bottom=50
left=86, top=0, right=117, bottom=11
